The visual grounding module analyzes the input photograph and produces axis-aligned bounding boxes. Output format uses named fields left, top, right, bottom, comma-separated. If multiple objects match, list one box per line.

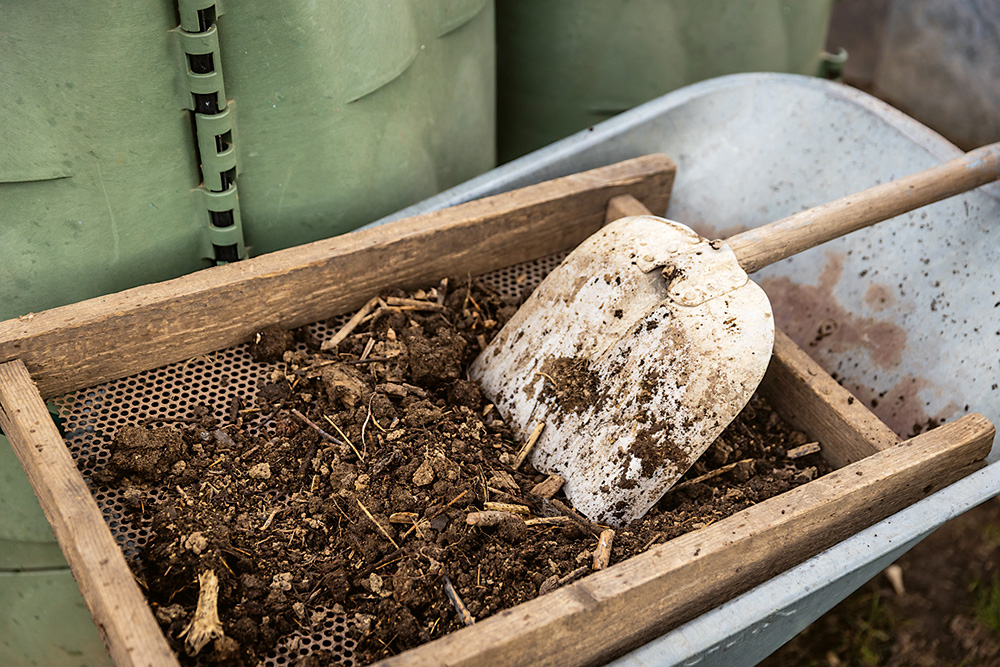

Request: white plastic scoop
left=471, top=142, right=1000, bottom=527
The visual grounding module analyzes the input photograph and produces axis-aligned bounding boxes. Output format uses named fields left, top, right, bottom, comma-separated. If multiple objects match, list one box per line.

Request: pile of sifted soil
left=98, top=278, right=830, bottom=666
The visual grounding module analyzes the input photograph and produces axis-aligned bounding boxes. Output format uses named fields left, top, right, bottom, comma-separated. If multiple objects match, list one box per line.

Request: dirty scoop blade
left=471, top=216, right=774, bottom=526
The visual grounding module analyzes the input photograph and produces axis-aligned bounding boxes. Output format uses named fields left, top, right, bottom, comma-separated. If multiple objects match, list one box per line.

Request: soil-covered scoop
left=473, top=216, right=772, bottom=526
left=471, top=142, right=1000, bottom=527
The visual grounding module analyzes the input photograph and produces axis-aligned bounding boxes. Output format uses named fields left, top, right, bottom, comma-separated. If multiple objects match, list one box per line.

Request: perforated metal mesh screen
left=267, top=609, right=360, bottom=667
left=53, top=252, right=566, bottom=666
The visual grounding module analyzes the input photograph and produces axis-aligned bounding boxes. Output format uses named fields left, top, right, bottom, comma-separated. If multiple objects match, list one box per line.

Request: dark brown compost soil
left=98, top=278, right=831, bottom=666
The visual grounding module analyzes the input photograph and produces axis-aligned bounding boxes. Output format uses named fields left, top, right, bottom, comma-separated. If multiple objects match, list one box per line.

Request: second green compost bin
left=496, top=0, right=834, bottom=161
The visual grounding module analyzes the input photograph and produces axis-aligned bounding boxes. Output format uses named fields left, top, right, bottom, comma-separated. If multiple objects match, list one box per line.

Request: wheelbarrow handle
left=727, top=142, right=1000, bottom=274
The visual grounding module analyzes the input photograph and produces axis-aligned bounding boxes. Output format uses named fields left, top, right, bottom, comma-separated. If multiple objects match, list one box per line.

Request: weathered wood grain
left=376, top=414, right=993, bottom=667
left=605, top=193, right=660, bottom=221
left=760, top=329, right=902, bottom=467
left=0, top=360, right=179, bottom=667
left=0, top=155, right=675, bottom=399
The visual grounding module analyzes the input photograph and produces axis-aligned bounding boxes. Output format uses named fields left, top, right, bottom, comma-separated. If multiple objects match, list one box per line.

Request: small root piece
left=356, top=497, right=399, bottom=549
left=592, top=529, right=615, bottom=571
left=435, top=278, right=448, bottom=305
left=673, top=458, right=755, bottom=490
left=361, top=394, right=379, bottom=456
left=323, top=414, right=364, bottom=461
left=402, top=490, right=468, bottom=541
left=640, top=531, right=663, bottom=551
left=442, top=572, right=475, bottom=626
left=885, top=564, right=906, bottom=596
left=513, top=422, right=545, bottom=470
left=524, top=516, right=572, bottom=527
left=385, top=296, right=446, bottom=311
left=786, top=442, right=821, bottom=459
left=483, top=501, right=530, bottom=516
left=180, top=570, right=224, bottom=656
left=549, top=498, right=602, bottom=537
left=530, top=474, right=564, bottom=499
left=260, top=508, right=281, bottom=531
left=538, top=565, right=590, bottom=596
left=290, top=408, right=346, bottom=447
left=322, top=297, right=380, bottom=351
left=534, top=372, right=560, bottom=390
left=466, top=510, right=521, bottom=527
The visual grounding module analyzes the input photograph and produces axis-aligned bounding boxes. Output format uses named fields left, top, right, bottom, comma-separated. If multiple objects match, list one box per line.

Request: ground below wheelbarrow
left=766, top=495, right=1000, bottom=666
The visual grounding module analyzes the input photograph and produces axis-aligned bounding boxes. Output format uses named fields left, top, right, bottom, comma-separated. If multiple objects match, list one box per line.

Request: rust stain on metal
left=757, top=251, right=962, bottom=437
left=758, top=251, right=908, bottom=370
left=864, top=283, right=896, bottom=312
left=843, top=374, right=962, bottom=438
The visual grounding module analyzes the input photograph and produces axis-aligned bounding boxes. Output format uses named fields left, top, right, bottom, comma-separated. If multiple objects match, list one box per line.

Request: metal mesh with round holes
left=266, top=609, right=359, bottom=667
left=52, top=252, right=567, bottom=666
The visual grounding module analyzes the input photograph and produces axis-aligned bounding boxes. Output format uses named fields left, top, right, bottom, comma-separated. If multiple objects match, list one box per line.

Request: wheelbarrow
left=372, top=72, right=1000, bottom=665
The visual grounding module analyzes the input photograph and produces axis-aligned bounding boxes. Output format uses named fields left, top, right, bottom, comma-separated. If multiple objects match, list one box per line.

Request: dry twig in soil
left=513, top=422, right=545, bottom=470
left=180, top=570, right=224, bottom=656
left=442, top=572, right=475, bottom=626
left=593, top=529, right=615, bottom=571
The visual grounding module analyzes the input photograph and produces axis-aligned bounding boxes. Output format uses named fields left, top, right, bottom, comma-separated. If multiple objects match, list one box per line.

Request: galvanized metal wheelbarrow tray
left=372, top=72, right=1000, bottom=666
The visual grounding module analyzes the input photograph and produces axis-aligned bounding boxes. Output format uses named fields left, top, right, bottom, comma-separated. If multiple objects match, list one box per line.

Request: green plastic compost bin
left=1, top=2, right=493, bottom=664
left=496, top=0, right=835, bottom=161
left=1, top=0, right=494, bottom=321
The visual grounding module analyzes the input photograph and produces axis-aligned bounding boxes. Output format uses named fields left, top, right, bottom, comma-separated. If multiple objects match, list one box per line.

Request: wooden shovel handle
left=727, top=142, right=1000, bottom=274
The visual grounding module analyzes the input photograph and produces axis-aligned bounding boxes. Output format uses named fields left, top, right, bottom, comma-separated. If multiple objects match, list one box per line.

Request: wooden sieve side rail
left=0, top=359, right=179, bottom=667
left=0, top=155, right=676, bottom=399
left=375, top=413, right=993, bottom=667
